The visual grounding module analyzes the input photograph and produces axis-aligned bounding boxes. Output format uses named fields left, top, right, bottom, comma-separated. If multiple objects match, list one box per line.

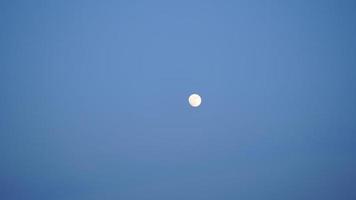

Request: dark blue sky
left=1, top=0, right=356, bottom=199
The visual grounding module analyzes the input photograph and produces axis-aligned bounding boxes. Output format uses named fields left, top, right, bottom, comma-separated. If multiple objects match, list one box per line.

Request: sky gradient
left=1, top=0, right=356, bottom=199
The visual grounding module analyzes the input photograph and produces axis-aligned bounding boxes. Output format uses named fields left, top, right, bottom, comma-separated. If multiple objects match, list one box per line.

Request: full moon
left=188, top=93, right=202, bottom=107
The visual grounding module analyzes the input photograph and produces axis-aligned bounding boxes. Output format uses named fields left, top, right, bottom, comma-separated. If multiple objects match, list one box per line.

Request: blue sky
left=1, top=0, right=356, bottom=199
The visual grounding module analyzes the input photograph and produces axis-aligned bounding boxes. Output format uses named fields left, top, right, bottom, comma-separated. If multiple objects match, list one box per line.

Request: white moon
left=188, top=93, right=202, bottom=107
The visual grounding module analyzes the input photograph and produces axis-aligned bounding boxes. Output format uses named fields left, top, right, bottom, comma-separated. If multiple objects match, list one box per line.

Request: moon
left=188, top=93, right=202, bottom=107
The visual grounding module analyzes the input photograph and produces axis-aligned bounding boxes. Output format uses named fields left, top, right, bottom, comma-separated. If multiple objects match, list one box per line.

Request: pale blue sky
left=1, top=0, right=356, bottom=199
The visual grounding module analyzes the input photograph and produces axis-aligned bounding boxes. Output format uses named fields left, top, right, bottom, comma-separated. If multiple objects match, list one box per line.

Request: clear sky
left=1, top=0, right=356, bottom=199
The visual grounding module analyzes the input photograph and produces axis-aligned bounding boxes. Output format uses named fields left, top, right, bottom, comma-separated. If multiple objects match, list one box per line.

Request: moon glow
left=188, top=94, right=202, bottom=107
